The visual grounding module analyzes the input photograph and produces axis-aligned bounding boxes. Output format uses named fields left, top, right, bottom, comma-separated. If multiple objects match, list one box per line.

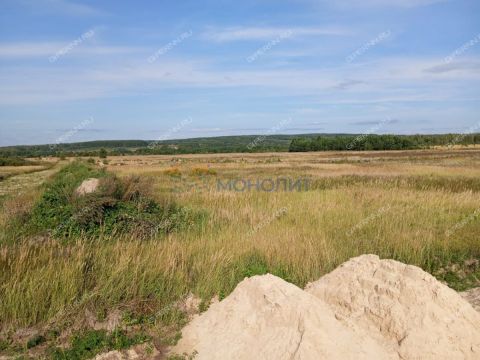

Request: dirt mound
left=306, top=255, right=480, bottom=359
left=75, top=178, right=100, bottom=195
left=173, top=273, right=394, bottom=359
left=172, top=255, right=480, bottom=360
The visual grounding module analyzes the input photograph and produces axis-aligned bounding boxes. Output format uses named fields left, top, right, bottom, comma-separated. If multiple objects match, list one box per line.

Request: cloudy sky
left=0, top=0, right=479, bottom=146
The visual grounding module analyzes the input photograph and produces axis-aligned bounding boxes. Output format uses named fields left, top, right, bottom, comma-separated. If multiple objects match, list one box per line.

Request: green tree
left=99, top=148, right=108, bottom=159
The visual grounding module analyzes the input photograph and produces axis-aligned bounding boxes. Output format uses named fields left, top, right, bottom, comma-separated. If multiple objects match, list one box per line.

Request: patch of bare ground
left=462, top=288, right=480, bottom=312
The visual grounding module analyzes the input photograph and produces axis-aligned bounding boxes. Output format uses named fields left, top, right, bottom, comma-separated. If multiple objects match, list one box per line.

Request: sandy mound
left=306, top=255, right=480, bottom=359
left=173, top=274, right=394, bottom=359
left=75, top=178, right=99, bottom=195
left=172, top=255, right=480, bottom=360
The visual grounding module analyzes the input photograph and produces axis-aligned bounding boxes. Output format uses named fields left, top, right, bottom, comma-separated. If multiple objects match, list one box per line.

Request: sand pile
left=173, top=273, right=394, bottom=359
left=172, top=255, right=480, bottom=360
left=306, top=255, right=480, bottom=359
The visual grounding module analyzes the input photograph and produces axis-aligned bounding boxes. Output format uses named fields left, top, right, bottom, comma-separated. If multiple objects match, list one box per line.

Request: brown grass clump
left=190, top=167, right=217, bottom=176
left=163, top=167, right=182, bottom=177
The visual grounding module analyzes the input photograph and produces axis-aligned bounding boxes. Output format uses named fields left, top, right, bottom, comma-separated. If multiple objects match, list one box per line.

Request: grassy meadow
left=1, top=149, right=480, bottom=358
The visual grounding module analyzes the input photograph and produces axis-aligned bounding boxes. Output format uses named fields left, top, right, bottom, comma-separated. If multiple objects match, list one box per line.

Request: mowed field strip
left=0, top=162, right=61, bottom=197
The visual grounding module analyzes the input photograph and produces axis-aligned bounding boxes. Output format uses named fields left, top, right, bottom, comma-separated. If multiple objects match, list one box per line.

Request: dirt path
left=0, top=162, right=62, bottom=197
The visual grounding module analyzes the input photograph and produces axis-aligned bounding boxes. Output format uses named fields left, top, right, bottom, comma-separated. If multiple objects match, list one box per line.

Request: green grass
left=50, top=329, right=149, bottom=360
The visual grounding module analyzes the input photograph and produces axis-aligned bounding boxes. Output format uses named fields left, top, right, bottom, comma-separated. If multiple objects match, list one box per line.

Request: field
left=0, top=162, right=57, bottom=197
left=1, top=149, right=480, bottom=358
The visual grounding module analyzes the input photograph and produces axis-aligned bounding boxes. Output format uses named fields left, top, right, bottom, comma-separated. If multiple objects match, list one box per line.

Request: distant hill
left=0, top=133, right=478, bottom=158
left=0, top=134, right=326, bottom=157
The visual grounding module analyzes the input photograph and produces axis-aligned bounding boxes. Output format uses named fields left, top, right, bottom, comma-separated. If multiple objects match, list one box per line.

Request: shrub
left=99, top=149, right=108, bottom=159
left=27, top=161, right=198, bottom=239
left=0, top=157, right=39, bottom=166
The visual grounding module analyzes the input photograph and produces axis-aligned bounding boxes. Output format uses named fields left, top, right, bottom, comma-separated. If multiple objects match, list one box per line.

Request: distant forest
left=0, top=135, right=309, bottom=157
left=0, top=133, right=478, bottom=158
left=289, top=133, right=480, bottom=152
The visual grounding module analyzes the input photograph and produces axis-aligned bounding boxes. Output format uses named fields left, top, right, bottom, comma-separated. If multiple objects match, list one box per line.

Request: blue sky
left=0, top=0, right=479, bottom=146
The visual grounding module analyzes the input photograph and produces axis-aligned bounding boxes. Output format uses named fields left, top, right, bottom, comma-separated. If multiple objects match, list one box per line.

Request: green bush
left=27, top=161, right=199, bottom=239
left=0, top=157, right=39, bottom=166
left=99, top=148, right=108, bottom=159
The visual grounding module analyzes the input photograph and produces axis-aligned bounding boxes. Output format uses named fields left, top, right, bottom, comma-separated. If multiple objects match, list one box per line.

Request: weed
left=26, top=335, right=45, bottom=349
left=50, top=329, right=149, bottom=360
left=0, top=339, right=9, bottom=351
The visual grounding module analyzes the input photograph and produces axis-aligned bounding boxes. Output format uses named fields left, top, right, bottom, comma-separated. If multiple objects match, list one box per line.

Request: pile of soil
left=172, top=255, right=480, bottom=360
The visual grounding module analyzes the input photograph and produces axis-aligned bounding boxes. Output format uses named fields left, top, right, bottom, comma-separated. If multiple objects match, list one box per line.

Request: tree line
left=1, top=133, right=479, bottom=158
left=289, top=134, right=480, bottom=152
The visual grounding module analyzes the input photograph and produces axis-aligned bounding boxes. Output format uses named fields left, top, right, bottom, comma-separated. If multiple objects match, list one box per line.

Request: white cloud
left=202, top=26, right=351, bottom=42
left=16, top=0, right=105, bottom=16
left=321, top=0, right=447, bottom=8
left=1, top=56, right=479, bottom=105
left=190, top=128, right=223, bottom=132
left=424, top=61, right=480, bottom=74
left=0, top=42, right=142, bottom=58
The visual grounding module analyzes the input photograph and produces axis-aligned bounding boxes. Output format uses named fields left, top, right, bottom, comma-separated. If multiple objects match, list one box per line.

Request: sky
left=0, top=0, right=479, bottom=146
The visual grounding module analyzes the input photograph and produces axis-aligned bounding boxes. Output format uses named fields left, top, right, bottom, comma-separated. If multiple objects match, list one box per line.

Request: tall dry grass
left=1, top=150, right=480, bottom=333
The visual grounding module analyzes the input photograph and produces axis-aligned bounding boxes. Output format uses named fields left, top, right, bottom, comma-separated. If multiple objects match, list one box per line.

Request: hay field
left=1, top=149, right=479, bottom=356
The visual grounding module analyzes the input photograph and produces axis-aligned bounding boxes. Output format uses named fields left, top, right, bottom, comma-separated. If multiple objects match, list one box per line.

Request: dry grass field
left=1, top=149, right=479, bottom=358
left=0, top=163, right=59, bottom=197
